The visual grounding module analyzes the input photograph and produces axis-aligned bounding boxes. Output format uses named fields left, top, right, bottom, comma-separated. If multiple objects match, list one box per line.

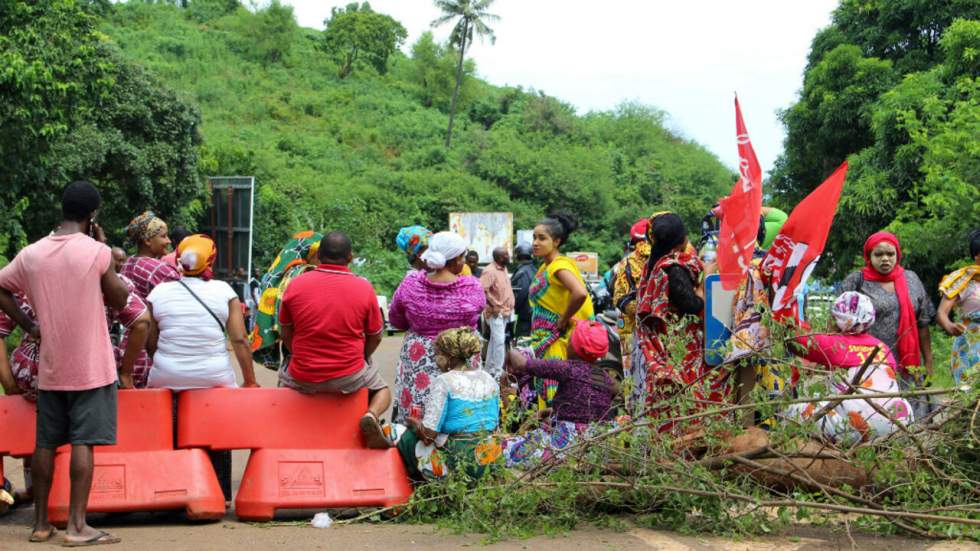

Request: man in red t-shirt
left=277, top=231, right=392, bottom=448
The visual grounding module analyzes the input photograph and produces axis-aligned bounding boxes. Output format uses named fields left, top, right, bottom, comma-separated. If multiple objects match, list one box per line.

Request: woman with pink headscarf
left=501, top=320, right=622, bottom=468
left=782, top=291, right=914, bottom=445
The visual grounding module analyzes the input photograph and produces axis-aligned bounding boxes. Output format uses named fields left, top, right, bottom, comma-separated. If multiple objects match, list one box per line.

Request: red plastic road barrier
left=0, top=395, right=36, bottom=456
left=235, top=448, right=413, bottom=521
left=177, top=387, right=413, bottom=521
left=44, top=389, right=225, bottom=526
left=1, top=387, right=175, bottom=455
left=47, top=448, right=224, bottom=525
left=177, top=387, right=366, bottom=450
left=0, top=395, right=37, bottom=483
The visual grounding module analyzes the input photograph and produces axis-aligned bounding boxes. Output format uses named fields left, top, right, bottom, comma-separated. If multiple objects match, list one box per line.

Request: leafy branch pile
left=391, top=378, right=978, bottom=541
left=362, top=315, right=979, bottom=541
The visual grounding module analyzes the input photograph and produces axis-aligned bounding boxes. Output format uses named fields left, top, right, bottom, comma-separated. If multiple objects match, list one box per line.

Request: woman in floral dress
left=634, top=213, right=726, bottom=429
left=937, top=230, right=980, bottom=383
left=388, top=232, right=485, bottom=423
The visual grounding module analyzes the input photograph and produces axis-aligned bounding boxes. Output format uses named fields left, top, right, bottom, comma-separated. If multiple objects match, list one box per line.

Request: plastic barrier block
left=177, top=387, right=367, bottom=450
left=47, top=448, right=225, bottom=527
left=0, top=389, right=172, bottom=457
left=0, top=395, right=37, bottom=458
left=105, top=389, right=174, bottom=452
left=0, top=395, right=36, bottom=483
left=234, top=448, right=412, bottom=521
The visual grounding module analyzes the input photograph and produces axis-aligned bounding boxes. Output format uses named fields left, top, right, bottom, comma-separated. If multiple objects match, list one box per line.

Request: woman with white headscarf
left=780, top=291, right=914, bottom=445
left=388, top=232, right=487, bottom=423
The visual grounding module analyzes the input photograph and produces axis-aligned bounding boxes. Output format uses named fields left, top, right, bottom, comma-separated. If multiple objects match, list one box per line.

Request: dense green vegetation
left=5, top=1, right=975, bottom=297
left=320, top=2, right=406, bottom=80
left=0, top=0, right=205, bottom=262
left=772, top=0, right=980, bottom=290
left=1, top=0, right=736, bottom=295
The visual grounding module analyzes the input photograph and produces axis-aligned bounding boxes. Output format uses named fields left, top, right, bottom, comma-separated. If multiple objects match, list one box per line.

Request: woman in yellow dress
left=527, top=212, right=595, bottom=407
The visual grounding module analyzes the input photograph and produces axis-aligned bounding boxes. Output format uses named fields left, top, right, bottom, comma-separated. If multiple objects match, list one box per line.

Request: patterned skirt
left=393, top=331, right=480, bottom=423
left=951, top=314, right=980, bottom=384
left=502, top=420, right=588, bottom=469
left=525, top=309, right=567, bottom=410
left=627, top=332, right=646, bottom=413
left=502, top=418, right=630, bottom=469
left=396, top=429, right=500, bottom=481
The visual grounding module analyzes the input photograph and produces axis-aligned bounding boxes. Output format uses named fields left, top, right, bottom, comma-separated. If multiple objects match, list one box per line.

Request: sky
left=279, top=0, right=838, bottom=174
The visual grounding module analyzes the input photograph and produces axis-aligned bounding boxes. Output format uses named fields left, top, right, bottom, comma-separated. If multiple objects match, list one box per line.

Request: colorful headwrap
left=831, top=291, right=876, bottom=335
left=250, top=231, right=322, bottom=356
left=939, top=230, right=980, bottom=300
left=178, top=234, right=217, bottom=279
left=434, top=327, right=483, bottom=368
left=570, top=320, right=609, bottom=362
left=126, top=211, right=168, bottom=245
left=396, top=226, right=432, bottom=260
left=939, top=265, right=980, bottom=300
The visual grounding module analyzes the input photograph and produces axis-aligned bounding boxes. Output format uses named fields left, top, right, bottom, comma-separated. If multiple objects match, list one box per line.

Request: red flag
left=717, top=97, right=763, bottom=290
left=761, top=161, right=849, bottom=321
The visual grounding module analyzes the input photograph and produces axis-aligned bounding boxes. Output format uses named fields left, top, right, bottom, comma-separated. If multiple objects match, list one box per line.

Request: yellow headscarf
left=178, top=234, right=217, bottom=278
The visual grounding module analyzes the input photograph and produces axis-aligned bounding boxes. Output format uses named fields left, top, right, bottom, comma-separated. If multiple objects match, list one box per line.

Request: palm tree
left=431, top=0, right=499, bottom=147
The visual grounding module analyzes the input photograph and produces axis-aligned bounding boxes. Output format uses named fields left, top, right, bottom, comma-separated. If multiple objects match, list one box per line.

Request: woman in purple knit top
left=501, top=321, right=623, bottom=469
left=388, top=232, right=486, bottom=423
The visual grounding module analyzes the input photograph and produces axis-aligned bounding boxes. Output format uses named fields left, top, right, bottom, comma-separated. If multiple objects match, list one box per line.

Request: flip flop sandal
left=359, top=413, right=392, bottom=449
left=62, top=531, right=121, bottom=547
left=28, top=527, right=57, bottom=543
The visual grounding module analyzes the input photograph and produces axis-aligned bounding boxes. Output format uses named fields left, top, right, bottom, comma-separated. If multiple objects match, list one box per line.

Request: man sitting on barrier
left=277, top=231, right=393, bottom=449
left=0, top=181, right=129, bottom=546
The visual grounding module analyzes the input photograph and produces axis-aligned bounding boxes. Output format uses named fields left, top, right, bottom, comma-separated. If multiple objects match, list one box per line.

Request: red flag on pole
left=761, top=161, right=849, bottom=321
left=717, top=96, right=763, bottom=290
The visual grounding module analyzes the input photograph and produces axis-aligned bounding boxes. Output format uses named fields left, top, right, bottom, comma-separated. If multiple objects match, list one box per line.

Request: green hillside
left=97, top=1, right=734, bottom=292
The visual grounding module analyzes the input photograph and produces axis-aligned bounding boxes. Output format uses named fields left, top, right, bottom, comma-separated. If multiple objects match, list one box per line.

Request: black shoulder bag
left=615, top=260, right=639, bottom=312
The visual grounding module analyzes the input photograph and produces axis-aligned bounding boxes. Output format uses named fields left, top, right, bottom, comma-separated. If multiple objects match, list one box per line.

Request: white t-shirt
left=147, top=278, right=239, bottom=390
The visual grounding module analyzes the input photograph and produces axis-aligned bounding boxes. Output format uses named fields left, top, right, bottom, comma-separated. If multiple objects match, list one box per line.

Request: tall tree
left=0, top=0, right=204, bottom=261
left=772, top=2, right=980, bottom=288
left=321, top=2, right=407, bottom=79
left=431, top=0, right=498, bottom=147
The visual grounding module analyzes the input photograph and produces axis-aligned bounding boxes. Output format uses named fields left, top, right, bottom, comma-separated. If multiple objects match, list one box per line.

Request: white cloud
left=281, top=0, right=837, bottom=175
